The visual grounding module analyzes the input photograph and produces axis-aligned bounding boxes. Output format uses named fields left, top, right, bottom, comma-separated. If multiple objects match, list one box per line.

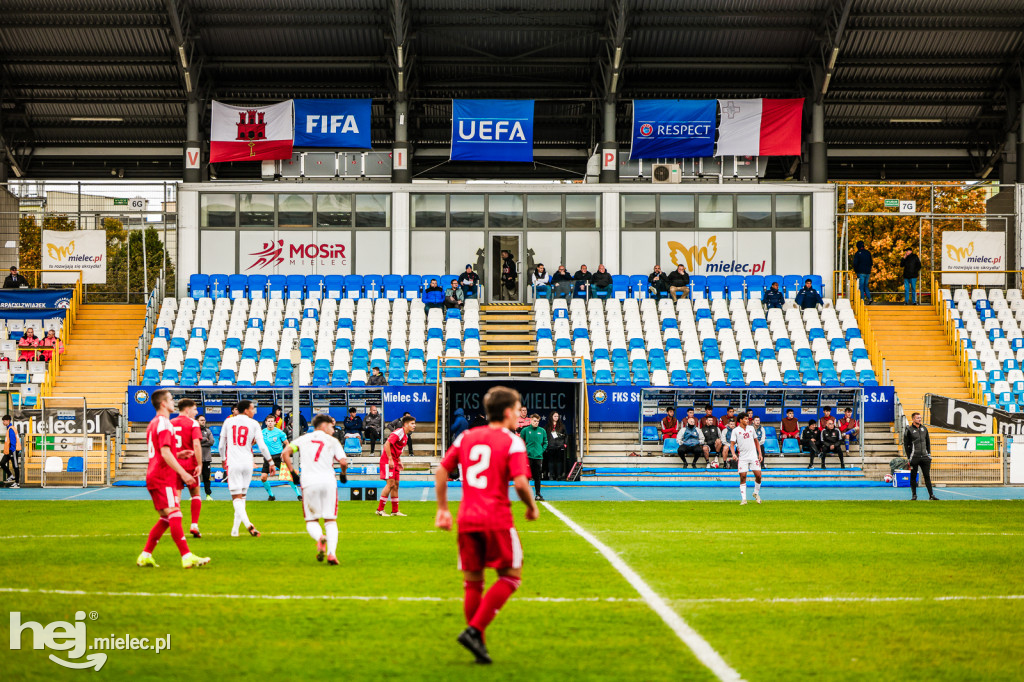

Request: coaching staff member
left=904, top=412, right=937, bottom=501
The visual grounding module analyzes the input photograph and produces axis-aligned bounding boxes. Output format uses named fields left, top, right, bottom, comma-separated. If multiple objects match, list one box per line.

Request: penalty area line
left=541, top=501, right=744, bottom=682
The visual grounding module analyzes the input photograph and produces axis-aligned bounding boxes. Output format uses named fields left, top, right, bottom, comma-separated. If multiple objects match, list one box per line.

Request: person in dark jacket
left=342, top=408, right=364, bottom=439
left=572, top=265, right=592, bottom=298
left=802, top=420, right=821, bottom=468
left=363, top=405, right=382, bottom=454
left=500, top=250, right=518, bottom=301
left=3, top=266, right=29, bottom=289
left=544, top=411, right=569, bottom=480
left=444, top=279, right=465, bottom=311
left=903, top=412, right=937, bottom=500
left=666, top=264, right=690, bottom=301
left=819, top=418, right=844, bottom=469
left=901, top=247, right=922, bottom=305
left=198, top=415, right=215, bottom=499
left=550, top=265, right=573, bottom=300
left=762, top=281, right=785, bottom=309
left=368, top=366, right=387, bottom=386
left=423, top=278, right=444, bottom=312
left=700, top=416, right=723, bottom=461
left=450, top=408, right=470, bottom=443
left=678, top=417, right=707, bottom=468
left=852, top=240, right=873, bottom=304
left=459, top=264, right=480, bottom=298
left=648, top=265, right=669, bottom=298
left=795, top=279, right=823, bottom=310
left=591, top=264, right=613, bottom=298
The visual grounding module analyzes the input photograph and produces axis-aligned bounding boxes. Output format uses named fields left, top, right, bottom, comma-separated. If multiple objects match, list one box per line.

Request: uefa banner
left=450, top=99, right=534, bottom=162
left=41, top=230, right=106, bottom=284
left=293, top=99, right=371, bottom=148
left=940, top=231, right=1006, bottom=285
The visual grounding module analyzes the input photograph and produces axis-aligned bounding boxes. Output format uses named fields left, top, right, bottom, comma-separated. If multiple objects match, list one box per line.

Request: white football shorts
left=302, top=483, right=338, bottom=521
left=228, top=464, right=253, bottom=496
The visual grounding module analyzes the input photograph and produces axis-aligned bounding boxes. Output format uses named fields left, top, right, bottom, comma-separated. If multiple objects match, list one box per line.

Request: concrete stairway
left=50, top=304, right=146, bottom=410
left=478, top=304, right=535, bottom=376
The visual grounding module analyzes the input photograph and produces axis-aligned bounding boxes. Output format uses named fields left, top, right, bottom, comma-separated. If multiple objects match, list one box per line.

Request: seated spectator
left=3, top=266, right=29, bottom=289
left=818, top=407, right=835, bottom=430
left=717, top=407, right=736, bottom=430
left=550, top=265, right=573, bottom=299
left=762, top=281, right=785, bottom=309
left=368, top=366, right=387, bottom=386
left=363, top=405, right=382, bottom=454
left=700, top=416, right=723, bottom=461
left=702, top=405, right=715, bottom=423
left=444, top=279, right=465, bottom=311
left=684, top=407, right=696, bottom=423
left=801, top=420, right=821, bottom=468
left=18, top=327, right=39, bottom=362
left=838, top=407, right=860, bottom=444
left=531, top=264, right=551, bottom=299
left=721, top=417, right=738, bottom=468
left=780, top=409, right=800, bottom=440
left=590, top=264, right=613, bottom=299
left=666, top=264, right=690, bottom=301
left=752, top=416, right=768, bottom=468
left=459, top=264, right=480, bottom=298
left=648, top=265, right=669, bottom=298
left=678, top=416, right=707, bottom=468
left=660, top=407, right=679, bottom=441
left=39, top=329, right=64, bottom=362
left=572, top=264, right=592, bottom=298
left=342, top=408, right=364, bottom=440
left=795, top=278, right=823, bottom=310
left=819, top=418, right=845, bottom=468
left=422, top=278, right=444, bottom=312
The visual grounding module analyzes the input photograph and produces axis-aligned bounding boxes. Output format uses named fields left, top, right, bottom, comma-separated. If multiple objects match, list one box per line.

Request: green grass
left=1, top=500, right=1022, bottom=680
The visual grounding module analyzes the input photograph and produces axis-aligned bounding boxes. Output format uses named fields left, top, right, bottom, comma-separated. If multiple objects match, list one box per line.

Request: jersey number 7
left=313, top=441, right=325, bottom=461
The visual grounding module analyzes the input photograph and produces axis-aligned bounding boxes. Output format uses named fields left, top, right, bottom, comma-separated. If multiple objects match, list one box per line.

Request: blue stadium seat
left=595, top=368, right=612, bottom=383
left=642, top=425, right=659, bottom=442
left=305, top=275, right=324, bottom=299
left=689, top=275, right=707, bottom=299
left=189, top=274, right=209, bottom=299
left=444, top=358, right=461, bottom=378
left=247, top=274, right=268, bottom=299
left=268, top=275, right=286, bottom=299
left=285, top=274, right=305, bottom=299
left=781, top=438, right=801, bottom=454
left=383, top=275, right=403, bottom=300
left=611, top=275, right=630, bottom=300
left=763, top=438, right=780, bottom=454
left=402, top=275, right=421, bottom=299
left=745, top=275, right=765, bottom=298
left=67, top=456, right=84, bottom=473
left=807, top=274, right=824, bottom=293
left=330, top=369, right=349, bottom=386
left=706, top=275, right=726, bottom=299
left=323, top=275, right=344, bottom=299
left=630, top=274, right=650, bottom=299
left=364, top=275, right=383, bottom=299
left=406, top=368, right=424, bottom=384
left=783, top=275, right=802, bottom=297
left=725, top=275, right=745, bottom=299
left=344, top=274, right=363, bottom=299
left=663, top=438, right=679, bottom=455
left=142, top=369, right=159, bottom=385
left=764, top=275, right=783, bottom=294
left=228, top=274, right=247, bottom=300
left=422, top=275, right=440, bottom=291
left=209, top=274, right=229, bottom=299
left=670, top=369, right=688, bottom=386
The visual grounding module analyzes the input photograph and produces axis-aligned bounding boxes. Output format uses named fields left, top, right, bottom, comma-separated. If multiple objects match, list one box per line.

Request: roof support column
left=393, top=99, right=410, bottom=183
left=600, top=100, right=618, bottom=183
left=809, top=99, right=827, bottom=183
left=184, top=98, right=201, bottom=183
left=1018, top=102, right=1024, bottom=184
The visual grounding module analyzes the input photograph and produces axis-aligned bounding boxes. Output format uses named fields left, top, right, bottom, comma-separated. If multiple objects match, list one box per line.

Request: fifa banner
left=9, top=408, right=120, bottom=437
left=926, top=393, right=1024, bottom=438
left=0, top=288, right=72, bottom=320
left=450, top=99, right=534, bottom=162
left=293, top=99, right=371, bottom=148
left=629, top=98, right=803, bottom=159
left=210, top=100, right=294, bottom=163
left=41, top=229, right=106, bottom=284
left=940, top=231, right=1006, bottom=286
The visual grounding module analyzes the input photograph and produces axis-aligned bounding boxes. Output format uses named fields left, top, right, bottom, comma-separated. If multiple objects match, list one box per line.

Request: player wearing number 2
left=435, top=386, right=539, bottom=664
left=218, top=400, right=273, bottom=537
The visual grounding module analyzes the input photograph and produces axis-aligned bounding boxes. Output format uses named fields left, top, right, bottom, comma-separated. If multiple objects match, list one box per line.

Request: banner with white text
left=450, top=100, right=534, bottom=162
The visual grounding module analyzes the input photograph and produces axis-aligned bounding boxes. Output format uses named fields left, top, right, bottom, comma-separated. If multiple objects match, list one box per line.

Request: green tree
left=18, top=214, right=78, bottom=274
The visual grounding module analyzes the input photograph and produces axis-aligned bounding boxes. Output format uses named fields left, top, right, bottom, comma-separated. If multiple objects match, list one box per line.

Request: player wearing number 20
left=282, top=414, right=349, bottom=565
left=219, top=400, right=273, bottom=537
left=435, top=386, right=540, bottom=665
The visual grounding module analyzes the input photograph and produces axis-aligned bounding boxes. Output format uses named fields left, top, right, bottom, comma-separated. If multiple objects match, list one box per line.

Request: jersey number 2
left=231, top=425, right=249, bottom=447
left=465, top=445, right=491, bottom=489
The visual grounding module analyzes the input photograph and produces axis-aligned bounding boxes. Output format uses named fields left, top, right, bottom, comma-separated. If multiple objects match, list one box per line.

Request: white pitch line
left=612, top=486, right=643, bottom=501
left=63, top=488, right=103, bottom=500
left=670, top=594, right=1024, bottom=606
left=420, top=488, right=429, bottom=502
left=934, top=489, right=984, bottom=499
left=541, top=501, right=743, bottom=682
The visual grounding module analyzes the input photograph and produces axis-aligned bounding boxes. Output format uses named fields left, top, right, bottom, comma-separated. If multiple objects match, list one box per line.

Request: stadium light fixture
left=184, top=70, right=193, bottom=93
left=70, top=117, right=123, bottom=122
left=178, top=44, right=189, bottom=69
left=889, top=118, right=942, bottom=124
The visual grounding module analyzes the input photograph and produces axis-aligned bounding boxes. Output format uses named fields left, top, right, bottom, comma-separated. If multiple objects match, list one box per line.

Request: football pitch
left=2, top=499, right=1023, bottom=681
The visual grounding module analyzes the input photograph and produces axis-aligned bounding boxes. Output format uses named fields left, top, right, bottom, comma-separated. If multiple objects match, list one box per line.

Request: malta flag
left=715, top=98, right=804, bottom=156
left=210, top=100, right=294, bottom=163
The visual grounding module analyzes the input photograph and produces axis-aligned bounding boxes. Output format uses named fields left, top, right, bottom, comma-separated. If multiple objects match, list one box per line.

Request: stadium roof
left=1, top=0, right=1023, bottom=180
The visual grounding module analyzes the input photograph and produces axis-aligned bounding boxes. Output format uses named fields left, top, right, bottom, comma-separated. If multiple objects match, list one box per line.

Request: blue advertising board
left=293, top=99, right=372, bottom=148
left=630, top=99, right=716, bottom=159
left=0, top=288, right=72, bottom=320
left=451, top=99, right=534, bottom=162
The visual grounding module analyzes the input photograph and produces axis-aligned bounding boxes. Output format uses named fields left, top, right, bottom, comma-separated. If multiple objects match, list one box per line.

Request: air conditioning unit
left=651, top=163, right=681, bottom=184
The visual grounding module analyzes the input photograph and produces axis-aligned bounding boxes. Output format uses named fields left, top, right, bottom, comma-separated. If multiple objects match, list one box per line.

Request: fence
left=929, top=433, right=1004, bottom=485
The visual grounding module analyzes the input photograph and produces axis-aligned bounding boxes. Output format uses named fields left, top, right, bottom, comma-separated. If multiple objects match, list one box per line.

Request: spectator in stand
left=368, top=366, right=387, bottom=386
left=2, top=414, right=21, bottom=488
left=762, top=280, right=785, bottom=309
left=818, top=406, right=835, bottom=430
left=342, top=408, right=364, bottom=441
left=531, top=263, right=551, bottom=300
left=853, top=240, right=873, bottom=304
left=648, top=265, right=670, bottom=298
left=718, top=407, right=736, bottom=430
left=550, top=265, right=574, bottom=300
left=500, top=249, right=518, bottom=301
left=660, top=407, right=679, bottom=441
left=901, top=247, right=922, bottom=305
left=667, top=264, right=690, bottom=301
left=839, top=407, right=860, bottom=444
left=3, top=266, right=29, bottom=289
left=520, top=414, right=548, bottom=501
left=721, top=417, right=738, bottom=468
left=198, top=414, right=214, bottom=500
left=752, top=416, right=768, bottom=468
left=685, top=407, right=696, bottom=423
left=423, top=278, right=444, bottom=313
left=590, top=264, right=613, bottom=298
left=678, top=416, right=706, bottom=468
left=450, top=408, right=469, bottom=444
left=363, top=405, right=382, bottom=454
left=18, top=328, right=39, bottom=362
left=780, top=409, right=800, bottom=440
left=819, top=418, right=844, bottom=468
left=269, top=405, right=284, bottom=430
left=39, top=329, right=64, bottom=362
left=459, top=264, right=480, bottom=298
left=444, top=279, right=465, bottom=311
left=516, top=406, right=532, bottom=433
left=701, top=415, right=723, bottom=462
left=904, top=411, right=937, bottom=501
left=703, top=405, right=715, bottom=423
left=802, top=419, right=821, bottom=468
left=545, top=411, right=568, bottom=480
left=572, top=264, right=592, bottom=298
left=795, top=278, right=823, bottom=310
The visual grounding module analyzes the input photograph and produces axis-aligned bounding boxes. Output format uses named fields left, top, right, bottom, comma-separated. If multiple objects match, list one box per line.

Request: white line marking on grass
left=612, top=486, right=643, bottom=501
left=541, top=501, right=743, bottom=682
left=934, top=489, right=984, bottom=499
left=64, top=488, right=104, bottom=500
left=670, top=594, right=1024, bottom=605
left=420, top=488, right=429, bottom=502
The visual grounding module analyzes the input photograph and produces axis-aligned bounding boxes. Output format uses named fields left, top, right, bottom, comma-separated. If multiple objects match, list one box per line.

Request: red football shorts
left=457, top=528, right=523, bottom=572
left=379, top=458, right=401, bottom=482
left=147, top=482, right=180, bottom=512
left=176, top=456, right=198, bottom=490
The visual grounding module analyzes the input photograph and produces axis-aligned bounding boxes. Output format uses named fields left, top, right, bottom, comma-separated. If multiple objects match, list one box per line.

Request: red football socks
left=463, top=579, right=484, bottom=624
left=376, top=498, right=387, bottom=512
left=391, top=498, right=399, bottom=514
left=167, top=511, right=190, bottom=556
left=190, top=497, right=202, bottom=525
left=143, top=517, right=169, bottom=553
left=469, top=576, right=521, bottom=634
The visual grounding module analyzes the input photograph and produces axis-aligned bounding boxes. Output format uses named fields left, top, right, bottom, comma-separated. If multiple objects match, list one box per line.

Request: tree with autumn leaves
left=837, top=181, right=994, bottom=301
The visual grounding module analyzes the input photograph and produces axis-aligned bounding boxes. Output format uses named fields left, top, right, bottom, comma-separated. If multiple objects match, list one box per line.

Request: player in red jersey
left=170, top=399, right=204, bottom=537
left=376, top=415, right=416, bottom=517
left=137, top=389, right=210, bottom=569
left=435, top=386, right=539, bottom=664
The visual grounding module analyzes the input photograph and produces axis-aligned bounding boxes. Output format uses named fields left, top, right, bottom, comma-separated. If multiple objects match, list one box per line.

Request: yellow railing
left=838, top=271, right=885, bottom=382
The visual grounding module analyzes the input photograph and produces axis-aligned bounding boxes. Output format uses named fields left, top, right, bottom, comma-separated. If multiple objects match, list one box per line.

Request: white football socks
left=325, top=521, right=338, bottom=556
left=232, top=498, right=251, bottom=530
left=740, top=483, right=747, bottom=502
left=755, top=481, right=761, bottom=495
left=306, top=521, right=323, bottom=542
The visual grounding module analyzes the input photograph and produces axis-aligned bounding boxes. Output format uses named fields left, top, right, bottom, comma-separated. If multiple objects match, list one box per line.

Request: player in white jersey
left=282, top=414, right=349, bottom=565
left=218, top=400, right=273, bottom=536
left=730, top=413, right=763, bottom=505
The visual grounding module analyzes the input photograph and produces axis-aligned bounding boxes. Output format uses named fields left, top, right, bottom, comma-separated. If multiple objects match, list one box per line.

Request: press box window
left=316, top=194, right=352, bottom=228
left=488, top=194, right=524, bottom=228
left=621, top=194, right=656, bottom=229
left=239, top=193, right=275, bottom=227
left=565, top=195, right=600, bottom=229
left=698, top=194, right=734, bottom=229
left=659, top=194, right=695, bottom=229
left=736, top=195, right=772, bottom=229
left=526, top=194, right=563, bottom=228
left=450, top=194, right=485, bottom=228
left=200, top=194, right=236, bottom=227
left=412, top=194, right=446, bottom=228
left=775, top=194, right=811, bottom=228
left=355, top=194, right=390, bottom=228
left=278, top=194, right=313, bottom=228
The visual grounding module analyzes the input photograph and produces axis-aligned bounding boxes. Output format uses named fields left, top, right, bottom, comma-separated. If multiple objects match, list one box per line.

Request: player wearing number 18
left=219, top=400, right=274, bottom=537
left=435, top=386, right=540, bottom=665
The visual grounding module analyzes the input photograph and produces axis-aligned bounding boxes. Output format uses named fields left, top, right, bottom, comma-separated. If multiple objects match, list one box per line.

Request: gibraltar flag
left=210, top=100, right=294, bottom=163
left=715, top=98, right=803, bottom=156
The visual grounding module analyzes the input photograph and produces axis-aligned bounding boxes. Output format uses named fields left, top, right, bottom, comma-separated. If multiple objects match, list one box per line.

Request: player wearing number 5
left=219, top=400, right=274, bottom=537
left=434, top=386, right=540, bottom=665
left=282, top=414, right=349, bottom=565
left=376, top=415, right=416, bottom=517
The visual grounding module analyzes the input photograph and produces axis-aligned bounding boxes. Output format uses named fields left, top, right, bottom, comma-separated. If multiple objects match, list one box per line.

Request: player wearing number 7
left=282, top=414, right=349, bottom=565
left=435, top=386, right=539, bottom=665
left=218, top=400, right=274, bottom=537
